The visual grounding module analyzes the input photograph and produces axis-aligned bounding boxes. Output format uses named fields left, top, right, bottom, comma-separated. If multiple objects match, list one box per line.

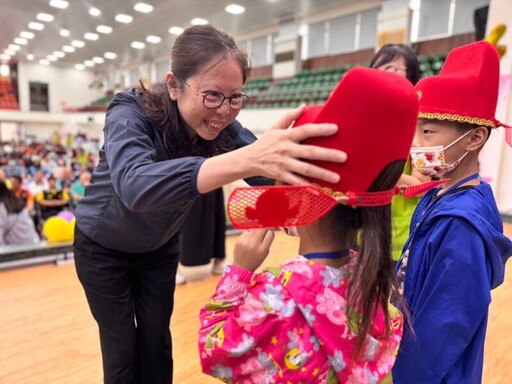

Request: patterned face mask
left=410, top=129, right=473, bottom=178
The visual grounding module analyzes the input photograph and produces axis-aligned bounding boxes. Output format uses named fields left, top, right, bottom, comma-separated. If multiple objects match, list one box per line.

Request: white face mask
left=410, top=129, right=473, bottom=178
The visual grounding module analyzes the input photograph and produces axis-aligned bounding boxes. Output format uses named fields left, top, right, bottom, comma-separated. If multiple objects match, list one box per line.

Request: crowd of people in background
left=0, top=132, right=97, bottom=244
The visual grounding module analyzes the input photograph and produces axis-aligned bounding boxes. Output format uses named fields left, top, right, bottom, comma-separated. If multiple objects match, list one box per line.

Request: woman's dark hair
left=0, top=181, right=25, bottom=214
left=139, top=24, right=251, bottom=158
left=370, top=44, right=420, bottom=85
left=319, top=159, right=407, bottom=359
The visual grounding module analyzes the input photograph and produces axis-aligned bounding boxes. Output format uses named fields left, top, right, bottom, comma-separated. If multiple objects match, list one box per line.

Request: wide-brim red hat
left=228, top=67, right=420, bottom=229
left=416, top=41, right=508, bottom=128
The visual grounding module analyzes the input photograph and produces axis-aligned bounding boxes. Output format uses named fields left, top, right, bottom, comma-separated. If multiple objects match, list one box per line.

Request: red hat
left=416, top=41, right=508, bottom=129
left=228, top=67, right=419, bottom=229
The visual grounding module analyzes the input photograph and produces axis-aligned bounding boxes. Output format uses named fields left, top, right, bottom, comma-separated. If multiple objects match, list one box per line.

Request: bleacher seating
left=63, top=95, right=113, bottom=112
left=245, top=53, right=446, bottom=109
left=0, top=77, right=20, bottom=110
left=245, top=66, right=349, bottom=109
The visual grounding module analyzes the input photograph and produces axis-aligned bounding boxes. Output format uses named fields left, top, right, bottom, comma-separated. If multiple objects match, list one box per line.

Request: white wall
left=237, top=108, right=293, bottom=137
left=17, top=63, right=105, bottom=113
left=480, top=0, right=512, bottom=213
left=0, top=110, right=105, bottom=143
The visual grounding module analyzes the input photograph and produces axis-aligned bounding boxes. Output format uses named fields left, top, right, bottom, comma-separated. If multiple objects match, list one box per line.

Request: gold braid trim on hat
left=315, top=185, right=351, bottom=205
left=315, top=185, right=344, bottom=199
left=419, top=112, right=496, bottom=128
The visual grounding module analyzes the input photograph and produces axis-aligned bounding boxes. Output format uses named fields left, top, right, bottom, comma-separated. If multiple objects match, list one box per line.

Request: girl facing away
left=198, top=66, right=420, bottom=383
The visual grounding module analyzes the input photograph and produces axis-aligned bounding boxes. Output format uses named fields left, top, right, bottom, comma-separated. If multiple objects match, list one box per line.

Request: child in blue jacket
left=392, top=41, right=512, bottom=383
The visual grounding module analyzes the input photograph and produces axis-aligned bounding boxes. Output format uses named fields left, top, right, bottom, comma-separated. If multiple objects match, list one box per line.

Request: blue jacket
left=75, top=90, right=270, bottom=253
left=392, top=182, right=512, bottom=384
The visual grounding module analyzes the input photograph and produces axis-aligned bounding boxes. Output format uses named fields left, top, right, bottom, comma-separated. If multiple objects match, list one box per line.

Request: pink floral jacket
left=198, top=253, right=403, bottom=383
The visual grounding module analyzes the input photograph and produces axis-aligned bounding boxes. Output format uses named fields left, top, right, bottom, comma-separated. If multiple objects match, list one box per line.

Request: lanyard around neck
left=303, top=250, right=350, bottom=260
left=441, top=173, right=480, bottom=194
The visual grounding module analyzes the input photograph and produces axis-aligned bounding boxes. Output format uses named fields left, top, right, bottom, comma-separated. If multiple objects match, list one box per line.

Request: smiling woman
left=72, top=23, right=347, bottom=384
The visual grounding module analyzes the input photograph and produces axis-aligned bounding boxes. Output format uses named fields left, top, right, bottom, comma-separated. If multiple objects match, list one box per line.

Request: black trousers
left=74, top=227, right=179, bottom=384
left=179, top=188, right=226, bottom=266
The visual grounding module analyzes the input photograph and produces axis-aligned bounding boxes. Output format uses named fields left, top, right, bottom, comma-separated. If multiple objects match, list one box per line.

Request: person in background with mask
left=198, top=67, right=420, bottom=383
left=392, top=41, right=512, bottom=383
left=370, top=43, right=430, bottom=265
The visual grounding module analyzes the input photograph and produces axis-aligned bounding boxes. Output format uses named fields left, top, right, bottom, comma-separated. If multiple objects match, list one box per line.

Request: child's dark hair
left=0, top=181, right=25, bottom=214
left=139, top=24, right=251, bottom=158
left=370, top=44, right=420, bottom=85
left=319, top=159, right=407, bottom=359
left=456, top=121, right=492, bottom=144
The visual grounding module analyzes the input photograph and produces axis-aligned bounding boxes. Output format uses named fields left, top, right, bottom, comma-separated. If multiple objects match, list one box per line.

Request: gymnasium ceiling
left=0, top=0, right=362, bottom=73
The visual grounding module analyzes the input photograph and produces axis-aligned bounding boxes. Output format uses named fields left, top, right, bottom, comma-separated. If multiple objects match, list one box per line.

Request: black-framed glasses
left=184, top=82, right=249, bottom=110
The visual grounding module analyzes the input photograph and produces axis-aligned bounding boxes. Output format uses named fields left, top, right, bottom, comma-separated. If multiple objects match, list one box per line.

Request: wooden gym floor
left=1, top=224, right=511, bottom=383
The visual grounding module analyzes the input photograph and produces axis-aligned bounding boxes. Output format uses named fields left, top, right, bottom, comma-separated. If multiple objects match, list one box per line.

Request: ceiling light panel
left=191, top=18, right=208, bottom=25
left=84, top=32, right=99, bottom=41
left=92, top=57, right=104, bottom=64
left=96, top=25, right=113, bottom=34
left=71, top=40, right=86, bottom=48
left=134, top=3, right=154, bottom=13
left=60, top=29, right=70, bottom=37
left=89, top=7, right=101, bottom=16
left=37, top=13, right=54, bottom=22
left=75, top=64, right=86, bottom=70
left=28, top=22, right=45, bottom=31
left=14, top=38, right=28, bottom=45
left=62, top=45, right=76, bottom=53
left=49, top=0, right=69, bottom=9
left=104, top=52, right=117, bottom=60
left=115, top=14, right=133, bottom=23
left=131, top=41, right=145, bottom=49
left=168, top=26, right=184, bottom=36
left=20, top=31, right=35, bottom=39
left=146, top=35, right=161, bottom=44
left=225, top=4, right=245, bottom=15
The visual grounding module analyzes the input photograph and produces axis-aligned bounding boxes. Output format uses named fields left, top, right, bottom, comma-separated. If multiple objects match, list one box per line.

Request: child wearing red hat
left=392, top=41, right=512, bottom=384
left=198, top=67, right=419, bottom=383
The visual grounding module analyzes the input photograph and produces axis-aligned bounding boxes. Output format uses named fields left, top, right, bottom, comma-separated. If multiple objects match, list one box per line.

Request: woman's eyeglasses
left=184, top=82, right=249, bottom=110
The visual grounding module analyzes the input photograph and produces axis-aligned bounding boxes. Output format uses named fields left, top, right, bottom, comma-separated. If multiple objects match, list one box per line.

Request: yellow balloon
left=42, top=216, right=75, bottom=243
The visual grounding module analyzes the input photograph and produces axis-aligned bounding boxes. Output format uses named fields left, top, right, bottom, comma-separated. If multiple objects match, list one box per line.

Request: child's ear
left=466, top=126, right=489, bottom=151
left=165, top=71, right=179, bottom=100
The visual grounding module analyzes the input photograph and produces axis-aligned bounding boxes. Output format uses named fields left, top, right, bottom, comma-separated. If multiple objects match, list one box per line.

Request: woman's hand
left=196, top=105, right=347, bottom=194
left=245, top=105, right=347, bottom=186
left=233, top=229, right=275, bottom=272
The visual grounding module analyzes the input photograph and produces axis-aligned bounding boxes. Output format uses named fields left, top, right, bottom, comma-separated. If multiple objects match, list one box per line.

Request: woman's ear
left=466, top=126, right=489, bottom=152
left=165, top=71, right=179, bottom=101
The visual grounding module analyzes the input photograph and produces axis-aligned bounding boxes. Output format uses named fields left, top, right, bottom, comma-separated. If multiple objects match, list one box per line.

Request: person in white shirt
left=0, top=181, right=40, bottom=246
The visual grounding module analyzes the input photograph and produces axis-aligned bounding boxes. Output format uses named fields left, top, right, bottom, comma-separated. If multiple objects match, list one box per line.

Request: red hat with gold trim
left=227, top=67, right=420, bottom=229
left=416, top=41, right=509, bottom=129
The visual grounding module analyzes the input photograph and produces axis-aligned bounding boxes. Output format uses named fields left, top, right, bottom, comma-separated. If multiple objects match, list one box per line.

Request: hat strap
left=336, top=188, right=398, bottom=207
left=227, top=185, right=400, bottom=230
